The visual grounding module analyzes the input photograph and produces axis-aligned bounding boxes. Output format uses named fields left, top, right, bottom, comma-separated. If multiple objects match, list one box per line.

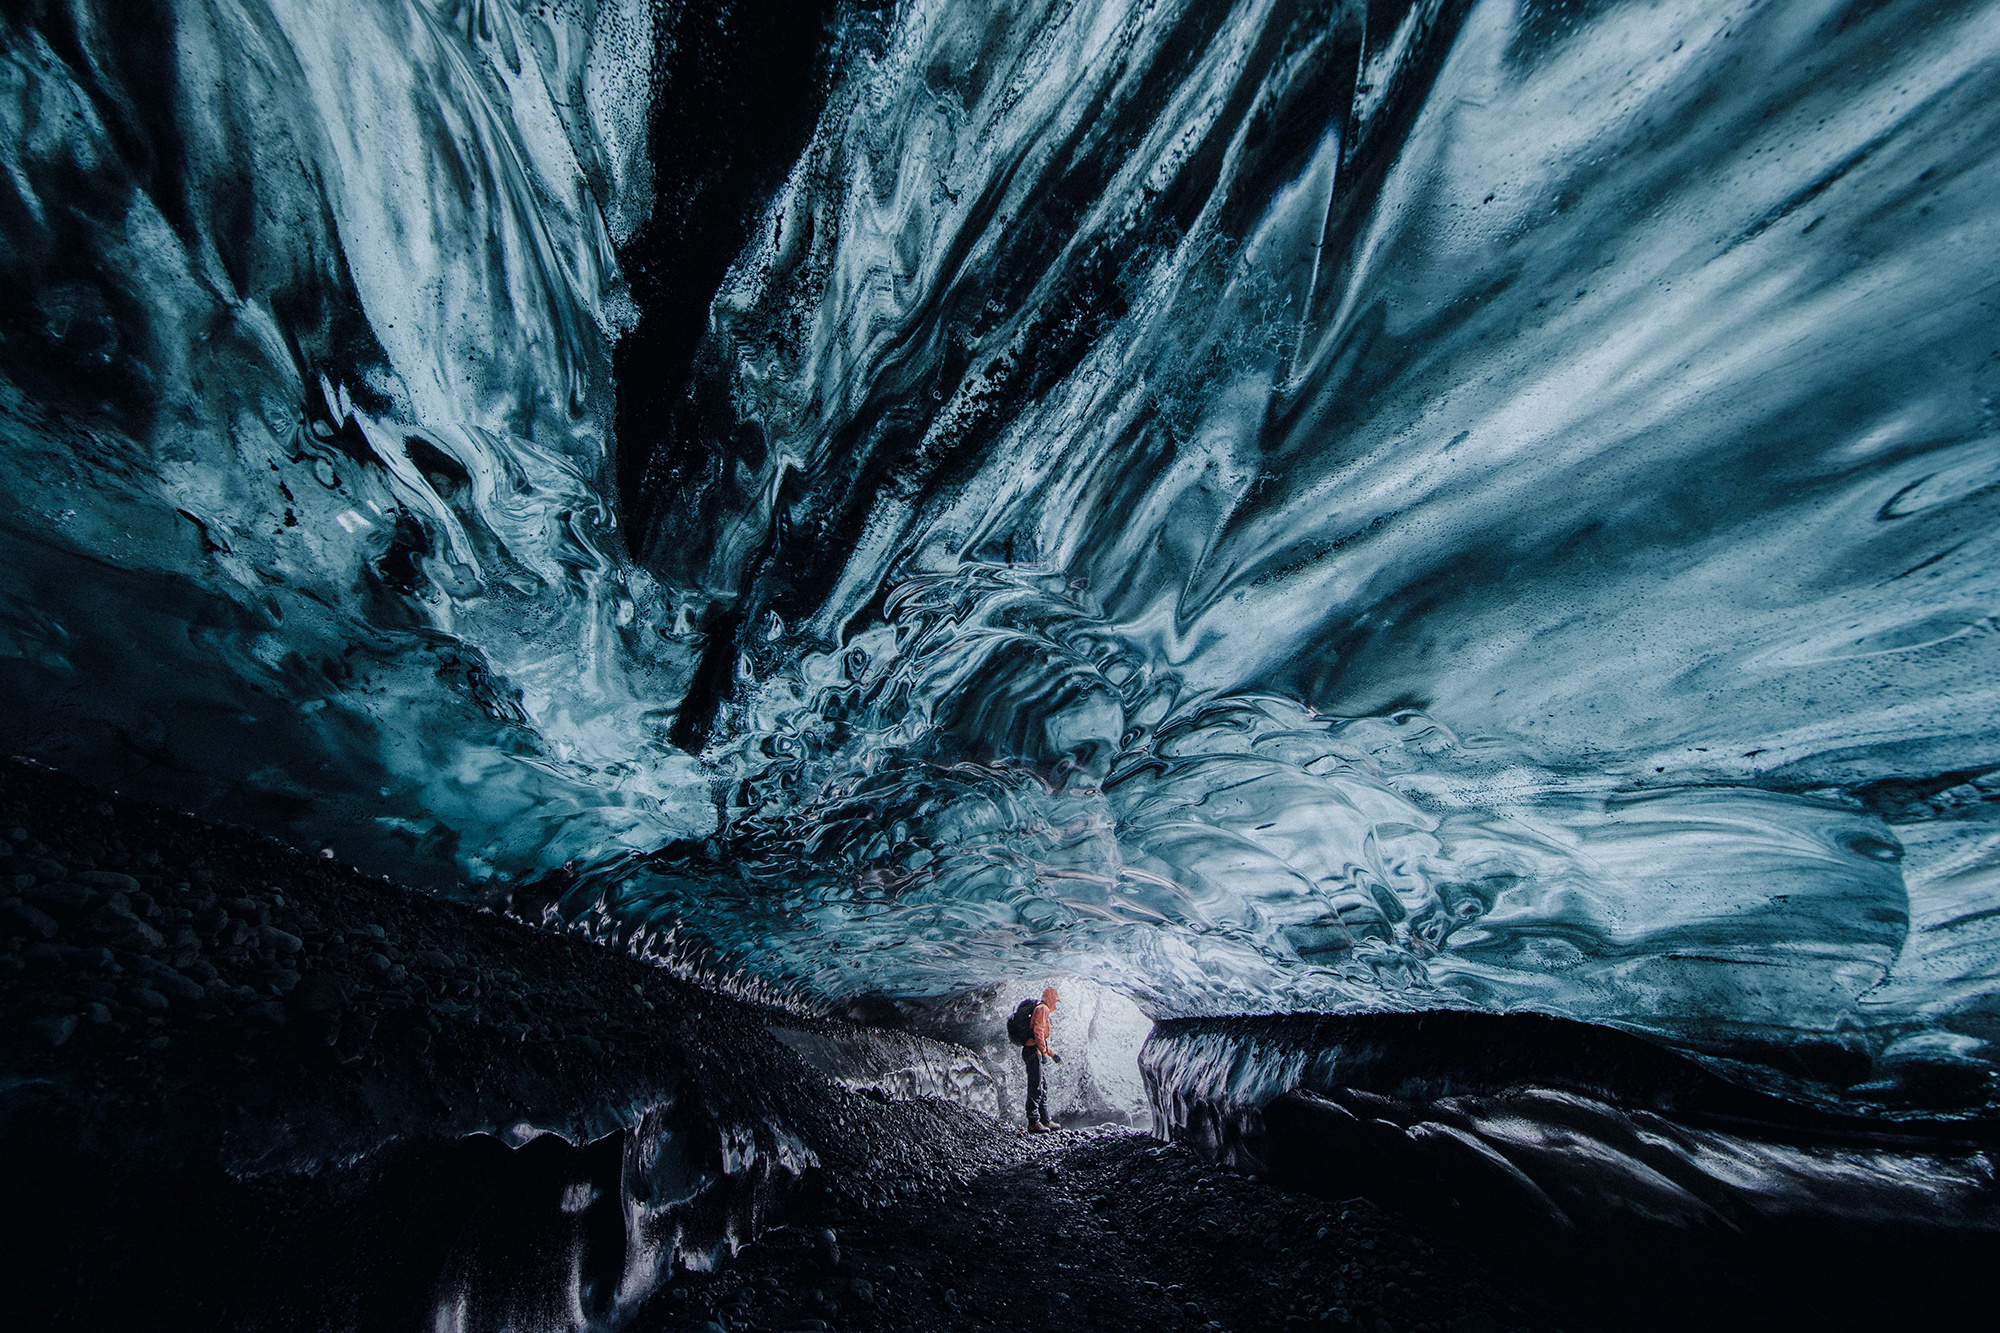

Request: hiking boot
left=1038, top=1118, right=1059, bottom=1132
left=1026, top=1120, right=1048, bottom=1133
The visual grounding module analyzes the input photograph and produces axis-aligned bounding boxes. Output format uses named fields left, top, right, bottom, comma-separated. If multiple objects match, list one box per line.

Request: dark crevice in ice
left=611, top=0, right=849, bottom=552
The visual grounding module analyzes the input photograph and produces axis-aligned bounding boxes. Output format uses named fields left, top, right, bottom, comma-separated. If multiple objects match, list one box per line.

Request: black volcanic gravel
left=635, top=1127, right=1553, bottom=1333
left=0, top=752, right=763, bottom=1168
left=0, top=754, right=988, bottom=1188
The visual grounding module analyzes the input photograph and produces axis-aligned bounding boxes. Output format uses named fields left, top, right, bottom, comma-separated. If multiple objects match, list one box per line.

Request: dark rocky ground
left=0, top=754, right=987, bottom=1184
left=0, top=755, right=1554, bottom=1331
left=643, top=1127, right=1545, bottom=1333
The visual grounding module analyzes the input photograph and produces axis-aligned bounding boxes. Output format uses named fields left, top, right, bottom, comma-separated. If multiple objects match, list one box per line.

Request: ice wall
left=2, top=0, right=1998, bottom=1116
left=1140, top=1010, right=2000, bottom=1314
left=0, top=0, right=708, bottom=877
left=623, top=0, right=2000, bottom=1114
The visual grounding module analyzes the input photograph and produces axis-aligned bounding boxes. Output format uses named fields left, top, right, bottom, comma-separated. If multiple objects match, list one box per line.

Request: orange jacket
left=1029, top=1001, right=1054, bottom=1057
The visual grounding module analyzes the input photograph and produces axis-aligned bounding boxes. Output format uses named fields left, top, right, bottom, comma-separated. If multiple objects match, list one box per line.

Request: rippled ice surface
left=2, top=0, right=1998, bottom=1113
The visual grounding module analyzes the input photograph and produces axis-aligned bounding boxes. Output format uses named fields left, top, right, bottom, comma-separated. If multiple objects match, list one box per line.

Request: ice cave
left=2, top=0, right=1997, bottom=1329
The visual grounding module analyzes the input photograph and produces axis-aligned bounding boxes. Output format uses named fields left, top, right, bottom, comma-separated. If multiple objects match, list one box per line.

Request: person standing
left=1023, top=986, right=1061, bottom=1131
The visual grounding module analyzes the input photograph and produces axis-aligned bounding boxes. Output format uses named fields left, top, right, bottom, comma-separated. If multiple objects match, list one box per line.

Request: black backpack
left=1006, top=998, right=1039, bottom=1046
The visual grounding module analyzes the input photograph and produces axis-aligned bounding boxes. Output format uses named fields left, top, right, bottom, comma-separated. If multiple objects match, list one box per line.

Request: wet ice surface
left=1, top=0, right=1998, bottom=1115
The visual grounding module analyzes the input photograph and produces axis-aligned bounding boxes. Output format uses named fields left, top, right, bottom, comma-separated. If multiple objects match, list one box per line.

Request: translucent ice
left=2, top=0, right=1997, bottom=1113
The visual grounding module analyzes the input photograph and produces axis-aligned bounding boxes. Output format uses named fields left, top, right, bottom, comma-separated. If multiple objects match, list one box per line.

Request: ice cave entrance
left=1003, top=979, right=1154, bottom=1131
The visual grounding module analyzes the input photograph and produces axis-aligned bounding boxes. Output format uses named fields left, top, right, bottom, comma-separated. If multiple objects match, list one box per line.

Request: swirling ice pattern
left=0, top=0, right=704, bottom=875
left=640, top=0, right=2000, bottom=1110
left=2, top=0, right=1998, bottom=1113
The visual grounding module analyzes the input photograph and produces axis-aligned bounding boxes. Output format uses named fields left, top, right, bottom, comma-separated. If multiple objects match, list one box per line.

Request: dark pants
left=1024, top=1047, right=1047, bottom=1125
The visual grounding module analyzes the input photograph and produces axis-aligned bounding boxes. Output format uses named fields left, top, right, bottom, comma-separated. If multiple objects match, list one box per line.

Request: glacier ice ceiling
left=2, top=0, right=1998, bottom=1114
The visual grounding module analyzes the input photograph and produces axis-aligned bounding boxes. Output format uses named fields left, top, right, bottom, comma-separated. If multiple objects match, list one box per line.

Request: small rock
left=258, top=926, right=303, bottom=955
left=849, top=1277, right=874, bottom=1305
left=24, top=882, right=95, bottom=916
left=415, top=948, right=455, bottom=974
left=154, top=970, right=206, bottom=1003
left=1, top=899, right=59, bottom=940
left=816, top=1227, right=841, bottom=1269
left=73, top=869, right=141, bottom=895
left=82, top=906, right=162, bottom=951
left=87, top=1002, right=112, bottom=1025
left=132, top=987, right=169, bottom=1011
left=30, top=1014, right=77, bottom=1048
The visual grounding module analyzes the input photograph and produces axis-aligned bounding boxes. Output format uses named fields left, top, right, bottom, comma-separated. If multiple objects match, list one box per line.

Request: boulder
left=82, top=906, right=163, bottom=952
left=72, top=870, right=142, bottom=895
left=23, top=882, right=96, bottom=917
left=154, top=970, right=206, bottom=1003
left=257, top=926, right=304, bottom=955
left=1, top=899, right=59, bottom=941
